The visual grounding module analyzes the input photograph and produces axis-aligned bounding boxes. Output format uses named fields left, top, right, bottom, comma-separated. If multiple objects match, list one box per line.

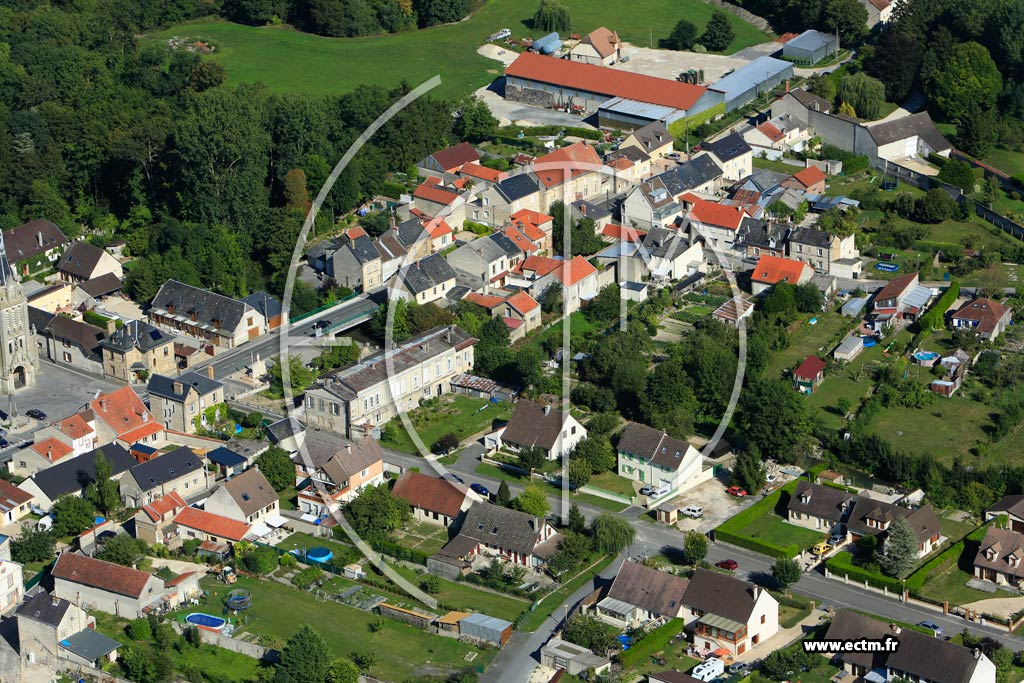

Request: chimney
left=345, top=444, right=352, bottom=453
left=37, top=231, right=43, bottom=248
left=889, top=624, right=901, bottom=635
left=785, top=79, right=790, bottom=93
left=99, top=397, right=108, bottom=412
left=51, top=595, right=60, bottom=607
left=47, top=445, right=53, bottom=460
left=974, top=648, right=982, bottom=659
left=105, top=319, right=116, bottom=335
left=173, top=381, right=183, bottom=395
left=207, top=365, right=215, bottom=380
left=543, top=405, right=551, bottom=415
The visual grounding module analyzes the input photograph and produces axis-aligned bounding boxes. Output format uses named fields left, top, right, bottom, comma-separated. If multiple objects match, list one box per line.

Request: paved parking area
left=612, top=42, right=749, bottom=84
left=660, top=476, right=758, bottom=534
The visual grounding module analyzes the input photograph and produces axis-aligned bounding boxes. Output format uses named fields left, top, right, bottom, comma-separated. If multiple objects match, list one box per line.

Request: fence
left=289, top=292, right=358, bottom=323
left=578, top=485, right=633, bottom=505
left=23, top=559, right=54, bottom=591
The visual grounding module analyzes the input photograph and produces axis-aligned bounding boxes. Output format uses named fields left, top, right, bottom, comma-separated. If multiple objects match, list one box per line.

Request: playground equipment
left=225, top=589, right=252, bottom=611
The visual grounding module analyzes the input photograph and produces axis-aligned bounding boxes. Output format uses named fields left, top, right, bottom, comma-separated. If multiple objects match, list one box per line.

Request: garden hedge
left=713, top=484, right=803, bottom=559
left=617, top=618, right=684, bottom=667
left=918, top=281, right=960, bottom=331
left=824, top=552, right=904, bottom=593
left=905, top=521, right=991, bottom=594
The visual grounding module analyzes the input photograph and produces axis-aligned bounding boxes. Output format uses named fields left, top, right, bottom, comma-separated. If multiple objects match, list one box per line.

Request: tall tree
left=837, top=72, right=886, bottom=120
left=452, top=96, right=497, bottom=143
left=96, top=535, right=148, bottom=567
left=496, top=480, right=512, bottom=507
left=737, top=380, right=814, bottom=462
left=567, top=502, right=587, bottom=534
left=88, top=451, right=120, bottom=515
left=255, top=446, right=295, bottom=491
left=590, top=513, right=635, bottom=554
left=732, top=447, right=766, bottom=493
left=772, top=557, right=802, bottom=590
left=700, top=12, right=735, bottom=52
left=875, top=517, right=919, bottom=579
left=278, top=625, right=330, bottom=683
left=52, top=495, right=95, bottom=536
left=684, top=529, right=708, bottom=565
left=822, top=0, right=868, bottom=43
left=532, top=0, right=570, bottom=33
left=663, top=19, right=699, bottom=51
left=513, top=483, right=550, bottom=517
left=344, top=484, right=410, bottom=540
left=567, top=459, right=591, bottom=490
left=925, top=41, right=1002, bottom=124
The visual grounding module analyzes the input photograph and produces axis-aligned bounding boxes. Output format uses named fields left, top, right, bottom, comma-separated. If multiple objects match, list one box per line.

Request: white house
left=615, top=421, right=712, bottom=501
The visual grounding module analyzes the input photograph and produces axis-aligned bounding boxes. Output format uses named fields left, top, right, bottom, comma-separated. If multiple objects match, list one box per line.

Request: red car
left=727, top=486, right=747, bottom=497
left=715, top=559, right=739, bottom=571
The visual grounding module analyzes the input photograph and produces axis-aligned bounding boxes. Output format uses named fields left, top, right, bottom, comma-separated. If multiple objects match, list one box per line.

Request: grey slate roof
left=626, top=121, right=671, bottom=155
left=395, top=219, right=430, bottom=249
left=401, top=254, right=457, bottom=295
left=241, top=291, right=283, bottom=321
left=606, top=560, right=689, bottom=617
left=682, top=568, right=761, bottom=625
left=4, top=219, right=67, bottom=263
left=823, top=609, right=984, bottom=683
left=40, top=314, right=107, bottom=361
left=787, top=89, right=831, bottom=113
left=616, top=421, right=693, bottom=471
left=126, top=446, right=203, bottom=493
left=27, top=306, right=54, bottom=334
left=456, top=502, right=548, bottom=556
left=658, top=154, right=723, bottom=194
left=58, top=241, right=107, bottom=279
left=347, top=234, right=383, bottom=264
left=572, top=199, right=611, bottom=221
left=59, top=628, right=121, bottom=662
left=789, top=227, right=832, bottom=249
left=493, top=174, right=540, bottom=203
left=846, top=498, right=941, bottom=545
left=989, top=494, right=1024, bottom=520
left=641, top=227, right=697, bottom=260
left=487, top=232, right=524, bottom=260
left=147, top=371, right=223, bottom=402
left=29, top=444, right=134, bottom=500
left=265, top=417, right=305, bottom=445
left=16, top=591, right=71, bottom=627
left=100, top=319, right=173, bottom=354
left=867, top=112, right=952, bottom=153
left=150, top=280, right=252, bottom=332
left=207, top=446, right=246, bottom=468
left=737, top=218, right=789, bottom=250
left=78, top=273, right=123, bottom=298
left=703, top=133, right=752, bottom=163
left=500, top=399, right=574, bottom=452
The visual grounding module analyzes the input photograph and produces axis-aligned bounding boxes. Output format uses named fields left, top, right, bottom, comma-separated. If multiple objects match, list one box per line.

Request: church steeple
left=0, top=227, right=11, bottom=287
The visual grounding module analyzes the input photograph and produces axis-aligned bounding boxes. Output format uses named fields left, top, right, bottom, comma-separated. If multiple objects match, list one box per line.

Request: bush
left=368, top=538, right=429, bottom=565
left=419, top=574, right=442, bottom=594
left=243, top=547, right=279, bottom=574
left=126, top=618, right=152, bottom=641
left=824, top=552, right=904, bottom=592
left=291, top=565, right=322, bottom=590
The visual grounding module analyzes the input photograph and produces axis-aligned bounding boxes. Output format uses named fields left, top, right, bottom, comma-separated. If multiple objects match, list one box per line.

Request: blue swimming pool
left=913, top=351, right=939, bottom=362
left=306, top=547, right=333, bottom=563
left=185, top=613, right=227, bottom=631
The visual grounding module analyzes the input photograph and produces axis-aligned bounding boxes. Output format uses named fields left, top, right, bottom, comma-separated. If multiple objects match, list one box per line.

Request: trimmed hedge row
left=369, top=538, right=430, bottom=566
left=918, top=281, right=960, bottom=331
left=713, top=483, right=803, bottom=559
left=617, top=618, right=684, bottom=667
left=824, top=552, right=904, bottom=593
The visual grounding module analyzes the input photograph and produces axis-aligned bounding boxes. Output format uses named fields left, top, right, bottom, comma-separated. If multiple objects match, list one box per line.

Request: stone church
left=0, top=232, right=38, bottom=393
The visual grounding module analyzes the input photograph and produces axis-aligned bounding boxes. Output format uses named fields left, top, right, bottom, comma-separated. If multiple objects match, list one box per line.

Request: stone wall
left=707, top=0, right=772, bottom=32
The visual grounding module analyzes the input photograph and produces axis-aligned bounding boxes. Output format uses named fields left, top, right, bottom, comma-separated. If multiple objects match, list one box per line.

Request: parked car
left=715, top=559, right=738, bottom=571
left=918, top=621, right=943, bottom=636
left=314, top=319, right=331, bottom=329
left=726, top=486, right=747, bottom=497
left=691, top=657, right=725, bottom=682
left=829, top=533, right=846, bottom=546
left=639, top=485, right=655, bottom=496
left=442, top=473, right=465, bottom=484
left=470, top=483, right=489, bottom=497
left=766, top=473, right=778, bottom=484
left=682, top=505, right=703, bottom=518
left=619, top=55, right=630, bottom=63
left=26, top=409, right=45, bottom=420
left=728, top=662, right=751, bottom=675
left=811, top=542, right=834, bottom=556
left=0, top=438, right=10, bottom=449
left=665, top=152, right=682, bottom=160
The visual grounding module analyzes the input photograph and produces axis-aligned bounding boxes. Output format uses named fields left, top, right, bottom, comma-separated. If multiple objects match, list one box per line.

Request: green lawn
left=199, top=575, right=494, bottom=680
left=762, top=312, right=855, bottom=380
left=588, top=471, right=636, bottom=498
left=914, top=554, right=995, bottom=606
left=382, top=395, right=512, bottom=454
left=390, top=565, right=531, bottom=622
left=752, top=156, right=804, bottom=175
left=474, top=462, right=630, bottom=511
left=739, top=513, right=826, bottom=550
left=392, top=520, right=451, bottom=555
left=93, top=612, right=267, bottom=683
left=518, top=554, right=615, bottom=631
left=151, top=4, right=769, bottom=100
left=864, top=400, right=993, bottom=466
left=985, top=146, right=1024, bottom=177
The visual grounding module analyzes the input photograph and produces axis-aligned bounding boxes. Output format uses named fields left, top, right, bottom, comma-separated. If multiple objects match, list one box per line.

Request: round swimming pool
left=185, top=613, right=227, bottom=631
left=913, top=351, right=939, bottom=362
left=306, top=547, right=333, bottom=563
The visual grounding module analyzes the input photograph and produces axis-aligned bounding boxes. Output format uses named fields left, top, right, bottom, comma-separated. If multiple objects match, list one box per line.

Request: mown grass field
left=149, top=0, right=770, bottom=99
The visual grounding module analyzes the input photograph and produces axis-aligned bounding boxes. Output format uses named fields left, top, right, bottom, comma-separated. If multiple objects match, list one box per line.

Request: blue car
left=470, top=483, right=489, bottom=497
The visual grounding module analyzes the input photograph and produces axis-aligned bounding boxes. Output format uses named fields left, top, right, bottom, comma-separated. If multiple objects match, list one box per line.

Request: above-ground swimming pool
left=862, top=337, right=878, bottom=347
left=305, top=547, right=333, bottom=563
left=913, top=351, right=939, bottom=365
left=186, top=613, right=227, bottom=632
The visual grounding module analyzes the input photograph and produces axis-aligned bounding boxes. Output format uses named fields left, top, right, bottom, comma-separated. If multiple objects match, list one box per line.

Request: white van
left=691, top=657, right=725, bottom=682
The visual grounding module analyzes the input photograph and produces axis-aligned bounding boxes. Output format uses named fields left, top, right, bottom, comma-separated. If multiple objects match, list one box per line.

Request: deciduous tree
left=684, top=529, right=708, bottom=565
left=513, top=483, right=550, bottom=518
left=532, top=0, right=570, bottom=33
left=590, top=513, right=635, bottom=554
left=663, top=19, right=699, bottom=51
left=772, top=557, right=802, bottom=590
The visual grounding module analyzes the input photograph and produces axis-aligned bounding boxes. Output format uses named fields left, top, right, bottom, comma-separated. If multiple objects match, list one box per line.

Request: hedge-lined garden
left=713, top=480, right=823, bottom=559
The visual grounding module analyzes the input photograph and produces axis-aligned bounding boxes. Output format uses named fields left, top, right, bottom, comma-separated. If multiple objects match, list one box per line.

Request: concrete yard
left=610, top=42, right=750, bottom=85
left=473, top=82, right=596, bottom=129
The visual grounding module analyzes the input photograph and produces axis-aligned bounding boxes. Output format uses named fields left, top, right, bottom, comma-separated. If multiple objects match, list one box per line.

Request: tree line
left=0, top=1, right=471, bottom=309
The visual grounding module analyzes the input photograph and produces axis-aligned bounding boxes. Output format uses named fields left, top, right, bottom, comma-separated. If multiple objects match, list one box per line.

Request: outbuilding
left=833, top=336, right=864, bottom=363
left=457, top=613, right=513, bottom=646
left=782, top=30, right=839, bottom=66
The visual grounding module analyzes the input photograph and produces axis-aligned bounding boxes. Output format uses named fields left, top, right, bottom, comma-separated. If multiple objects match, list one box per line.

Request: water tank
left=539, top=39, right=562, bottom=55
left=531, top=32, right=559, bottom=53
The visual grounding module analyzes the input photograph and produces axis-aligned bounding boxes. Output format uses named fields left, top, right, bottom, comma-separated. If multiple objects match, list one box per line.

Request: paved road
left=191, top=291, right=383, bottom=381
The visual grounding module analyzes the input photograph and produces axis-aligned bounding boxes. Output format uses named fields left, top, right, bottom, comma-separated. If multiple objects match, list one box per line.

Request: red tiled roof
left=423, top=217, right=453, bottom=239
left=532, top=142, right=603, bottom=189
left=952, top=298, right=1010, bottom=334
left=609, top=156, right=633, bottom=170
left=503, top=317, right=524, bottom=330
left=794, top=356, right=826, bottom=380
left=506, top=52, right=707, bottom=112
left=460, top=162, right=505, bottom=183
left=512, top=219, right=546, bottom=242
left=56, top=413, right=92, bottom=440
left=555, top=255, right=598, bottom=286
left=0, top=479, right=32, bottom=508
left=347, top=225, right=367, bottom=240
left=689, top=199, right=746, bottom=230
left=751, top=254, right=811, bottom=285
left=777, top=32, right=799, bottom=43
left=583, top=26, right=620, bottom=58
left=91, top=386, right=161, bottom=439
left=174, top=507, right=251, bottom=542
left=53, top=552, right=154, bottom=599
left=465, top=293, right=505, bottom=310
left=165, top=571, right=197, bottom=588
left=506, top=291, right=540, bottom=315
left=518, top=255, right=562, bottom=277
left=868, top=0, right=890, bottom=10
left=120, top=420, right=165, bottom=444
left=756, top=122, right=785, bottom=143
left=141, top=491, right=188, bottom=522
left=391, top=471, right=469, bottom=518
left=489, top=269, right=510, bottom=283
left=792, top=165, right=827, bottom=188
left=874, top=273, right=918, bottom=303
left=502, top=226, right=539, bottom=253
left=413, top=180, right=460, bottom=206
left=30, top=437, right=73, bottom=463
left=601, top=223, right=647, bottom=241
left=429, top=142, right=479, bottom=172
left=510, top=209, right=553, bottom=227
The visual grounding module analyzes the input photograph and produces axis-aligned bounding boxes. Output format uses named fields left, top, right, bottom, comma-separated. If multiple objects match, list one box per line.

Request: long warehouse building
left=503, top=52, right=726, bottom=130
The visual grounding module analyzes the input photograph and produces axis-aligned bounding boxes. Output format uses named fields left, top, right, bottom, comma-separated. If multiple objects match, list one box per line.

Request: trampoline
left=225, top=589, right=252, bottom=610
left=305, top=547, right=333, bottom=564
left=186, top=613, right=227, bottom=632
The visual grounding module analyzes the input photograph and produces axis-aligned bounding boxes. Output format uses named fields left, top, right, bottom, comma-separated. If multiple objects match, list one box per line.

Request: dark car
left=470, top=483, right=489, bottom=497
left=715, top=559, right=739, bottom=571
left=315, top=319, right=332, bottom=329
left=0, top=439, right=10, bottom=449
left=442, top=473, right=465, bottom=485
left=26, top=409, right=46, bottom=420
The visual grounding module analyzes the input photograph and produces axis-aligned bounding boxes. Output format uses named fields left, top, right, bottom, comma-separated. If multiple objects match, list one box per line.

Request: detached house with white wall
left=616, top=421, right=711, bottom=501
